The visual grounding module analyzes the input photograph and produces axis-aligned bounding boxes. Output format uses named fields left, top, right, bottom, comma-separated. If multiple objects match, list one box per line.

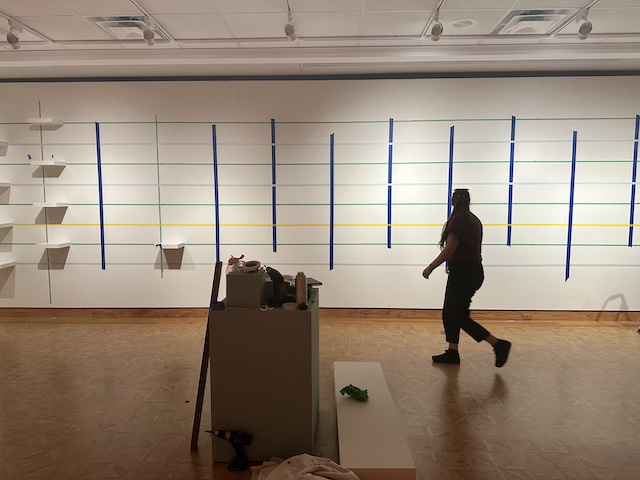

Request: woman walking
left=423, top=189, right=511, bottom=367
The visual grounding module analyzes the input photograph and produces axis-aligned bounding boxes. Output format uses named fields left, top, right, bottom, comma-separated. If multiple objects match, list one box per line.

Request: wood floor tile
left=1, top=316, right=640, bottom=479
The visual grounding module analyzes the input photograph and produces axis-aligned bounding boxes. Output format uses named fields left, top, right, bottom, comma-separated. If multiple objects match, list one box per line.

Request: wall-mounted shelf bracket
left=156, top=243, right=185, bottom=249
left=37, top=242, right=70, bottom=249
left=31, top=159, right=66, bottom=167
left=28, top=117, right=64, bottom=130
left=33, top=202, right=68, bottom=208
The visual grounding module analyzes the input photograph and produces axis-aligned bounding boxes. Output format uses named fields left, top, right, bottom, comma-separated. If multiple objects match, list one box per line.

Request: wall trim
left=0, top=308, right=637, bottom=324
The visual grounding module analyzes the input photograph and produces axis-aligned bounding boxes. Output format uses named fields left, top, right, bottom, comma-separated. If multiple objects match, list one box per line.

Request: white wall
left=0, top=76, right=638, bottom=310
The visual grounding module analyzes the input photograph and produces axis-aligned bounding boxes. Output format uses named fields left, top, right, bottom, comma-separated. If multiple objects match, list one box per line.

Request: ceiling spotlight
left=284, top=9, right=297, bottom=41
left=6, top=24, right=20, bottom=50
left=578, top=19, right=592, bottom=40
left=431, top=21, right=443, bottom=41
left=577, top=10, right=592, bottom=40
left=430, top=9, right=443, bottom=41
left=142, top=24, right=155, bottom=46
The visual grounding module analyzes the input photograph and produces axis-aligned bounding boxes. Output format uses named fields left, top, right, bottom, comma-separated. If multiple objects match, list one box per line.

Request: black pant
left=442, top=261, right=490, bottom=344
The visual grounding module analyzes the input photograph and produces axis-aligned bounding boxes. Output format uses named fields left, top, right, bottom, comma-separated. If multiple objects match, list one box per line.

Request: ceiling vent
left=90, top=16, right=168, bottom=41
left=492, top=10, right=574, bottom=35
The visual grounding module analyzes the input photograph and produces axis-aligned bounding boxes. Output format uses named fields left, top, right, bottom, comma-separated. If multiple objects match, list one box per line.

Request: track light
left=284, top=9, right=297, bottom=41
left=431, top=21, right=443, bottom=41
left=577, top=10, right=592, bottom=40
left=431, top=10, right=443, bottom=41
left=142, top=22, right=155, bottom=46
left=6, top=22, right=20, bottom=50
left=577, top=19, right=592, bottom=40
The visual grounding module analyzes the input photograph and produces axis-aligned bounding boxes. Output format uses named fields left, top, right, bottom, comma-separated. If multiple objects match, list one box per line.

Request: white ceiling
left=0, top=0, right=639, bottom=79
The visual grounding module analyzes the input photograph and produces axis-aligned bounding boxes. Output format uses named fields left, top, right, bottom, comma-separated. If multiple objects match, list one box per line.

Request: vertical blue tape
left=95, top=122, right=106, bottom=270
left=329, top=133, right=335, bottom=270
left=629, top=114, right=639, bottom=247
left=387, top=118, right=394, bottom=249
left=212, top=124, right=220, bottom=263
left=271, top=118, right=277, bottom=253
left=447, top=125, right=455, bottom=216
left=507, top=116, right=516, bottom=246
left=566, top=131, right=578, bottom=282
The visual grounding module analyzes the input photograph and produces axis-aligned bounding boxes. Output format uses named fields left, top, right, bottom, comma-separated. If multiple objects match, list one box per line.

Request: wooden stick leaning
left=190, top=260, right=223, bottom=451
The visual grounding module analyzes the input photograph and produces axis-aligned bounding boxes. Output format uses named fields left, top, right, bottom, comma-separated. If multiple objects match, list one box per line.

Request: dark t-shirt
left=446, top=211, right=483, bottom=263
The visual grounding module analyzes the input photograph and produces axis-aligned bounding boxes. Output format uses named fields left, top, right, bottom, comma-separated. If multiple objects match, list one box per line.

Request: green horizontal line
left=1, top=202, right=635, bottom=208
left=2, top=117, right=637, bottom=127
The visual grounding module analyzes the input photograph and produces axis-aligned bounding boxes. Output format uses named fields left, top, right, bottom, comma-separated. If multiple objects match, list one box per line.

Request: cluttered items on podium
left=225, top=256, right=321, bottom=310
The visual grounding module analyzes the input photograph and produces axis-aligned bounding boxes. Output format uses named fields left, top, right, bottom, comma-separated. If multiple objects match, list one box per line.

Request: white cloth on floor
left=250, top=454, right=360, bottom=480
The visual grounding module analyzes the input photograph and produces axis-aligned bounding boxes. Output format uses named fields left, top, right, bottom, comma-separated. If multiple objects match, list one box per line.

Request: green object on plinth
left=340, top=384, right=369, bottom=402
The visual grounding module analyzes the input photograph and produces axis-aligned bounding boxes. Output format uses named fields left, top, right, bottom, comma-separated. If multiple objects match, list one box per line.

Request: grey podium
left=209, top=288, right=320, bottom=462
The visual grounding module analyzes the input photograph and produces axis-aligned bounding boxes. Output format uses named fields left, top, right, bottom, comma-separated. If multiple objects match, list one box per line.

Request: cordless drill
left=213, top=430, right=253, bottom=471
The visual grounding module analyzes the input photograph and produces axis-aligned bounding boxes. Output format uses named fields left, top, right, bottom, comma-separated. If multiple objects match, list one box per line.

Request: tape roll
left=241, top=260, right=261, bottom=272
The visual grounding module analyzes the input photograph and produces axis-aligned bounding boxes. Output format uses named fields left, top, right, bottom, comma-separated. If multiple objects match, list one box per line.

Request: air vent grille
left=493, top=10, right=574, bottom=35
left=90, top=16, right=168, bottom=42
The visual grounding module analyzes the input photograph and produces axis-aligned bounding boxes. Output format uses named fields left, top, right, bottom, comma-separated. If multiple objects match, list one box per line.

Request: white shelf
left=0, top=182, right=10, bottom=188
left=37, top=242, right=70, bottom=249
left=28, top=117, right=64, bottom=128
left=0, top=261, right=15, bottom=269
left=30, top=159, right=66, bottom=167
left=157, top=242, right=185, bottom=249
left=0, top=141, right=7, bottom=156
left=33, top=202, right=68, bottom=208
left=0, top=222, right=13, bottom=229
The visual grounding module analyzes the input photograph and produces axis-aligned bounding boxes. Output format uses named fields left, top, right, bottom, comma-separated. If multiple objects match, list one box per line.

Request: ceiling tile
left=362, top=11, right=430, bottom=36
left=57, top=0, right=141, bottom=16
left=443, top=0, right=520, bottom=10
left=223, top=12, right=289, bottom=38
left=15, top=16, right=113, bottom=41
left=136, top=0, right=219, bottom=15
left=365, top=0, right=439, bottom=11
left=153, top=13, right=233, bottom=39
left=294, top=11, right=363, bottom=37
left=558, top=7, right=640, bottom=35
left=290, top=0, right=364, bottom=13
left=0, top=0, right=71, bottom=16
left=214, top=0, right=285, bottom=14
left=511, top=0, right=595, bottom=9
left=595, top=0, right=640, bottom=6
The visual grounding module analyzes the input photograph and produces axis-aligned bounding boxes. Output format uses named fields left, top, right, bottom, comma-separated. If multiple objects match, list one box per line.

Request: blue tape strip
left=271, top=118, right=277, bottom=253
left=566, top=131, right=578, bottom=281
left=330, top=133, right=335, bottom=270
left=212, top=124, right=220, bottom=263
left=95, top=122, right=106, bottom=270
left=387, top=118, right=393, bottom=249
left=629, top=114, right=639, bottom=247
left=507, top=116, right=516, bottom=246
left=447, top=125, right=455, bottom=216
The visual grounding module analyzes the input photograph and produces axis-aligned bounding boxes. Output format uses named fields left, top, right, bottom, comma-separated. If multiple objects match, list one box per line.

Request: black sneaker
left=432, top=348, right=460, bottom=364
left=494, top=340, right=511, bottom=367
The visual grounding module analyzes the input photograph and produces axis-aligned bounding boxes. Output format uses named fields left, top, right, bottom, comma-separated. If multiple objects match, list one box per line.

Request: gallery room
left=0, top=1, right=639, bottom=479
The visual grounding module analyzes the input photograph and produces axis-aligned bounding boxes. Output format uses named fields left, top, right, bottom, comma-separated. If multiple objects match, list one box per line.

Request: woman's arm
left=422, top=233, right=459, bottom=279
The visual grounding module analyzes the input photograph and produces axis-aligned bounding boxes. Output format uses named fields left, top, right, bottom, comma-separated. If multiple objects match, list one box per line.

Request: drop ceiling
left=0, top=0, right=639, bottom=80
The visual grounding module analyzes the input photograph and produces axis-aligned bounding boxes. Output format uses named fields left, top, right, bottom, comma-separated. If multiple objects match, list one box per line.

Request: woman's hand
left=422, top=265, right=433, bottom=279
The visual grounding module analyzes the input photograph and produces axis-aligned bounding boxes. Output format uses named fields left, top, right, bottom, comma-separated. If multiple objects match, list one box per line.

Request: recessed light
left=449, top=18, right=478, bottom=30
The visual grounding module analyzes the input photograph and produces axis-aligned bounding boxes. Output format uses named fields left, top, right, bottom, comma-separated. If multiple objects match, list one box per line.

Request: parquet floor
left=1, top=314, right=639, bottom=480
